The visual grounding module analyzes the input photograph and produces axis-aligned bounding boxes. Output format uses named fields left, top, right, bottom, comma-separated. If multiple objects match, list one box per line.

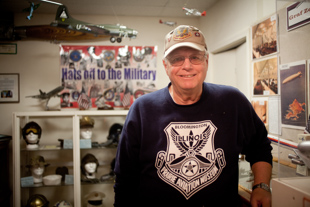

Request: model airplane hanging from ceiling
left=182, top=7, right=206, bottom=16
left=159, top=19, right=177, bottom=27
left=22, top=2, right=41, bottom=20
left=10, top=0, right=138, bottom=43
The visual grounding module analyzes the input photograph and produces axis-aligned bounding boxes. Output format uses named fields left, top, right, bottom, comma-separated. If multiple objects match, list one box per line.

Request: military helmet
left=107, top=123, right=123, bottom=141
left=26, top=194, right=49, bottom=207
left=80, top=116, right=95, bottom=128
left=54, top=200, right=73, bottom=207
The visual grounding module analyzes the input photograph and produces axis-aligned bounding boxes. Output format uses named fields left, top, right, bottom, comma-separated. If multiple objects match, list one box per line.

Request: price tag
left=65, top=174, right=74, bottom=185
left=63, top=139, right=73, bottom=149
left=21, top=176, right=34, bottom=187
left=80, top=139, right=92, bottom=149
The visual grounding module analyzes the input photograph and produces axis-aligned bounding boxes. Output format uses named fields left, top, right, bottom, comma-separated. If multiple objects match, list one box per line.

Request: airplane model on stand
left=26, top=86, right=64, bottom=110
left=182, top=7, right=206, bottom=16
left=8, top=0, right=138, bottom=43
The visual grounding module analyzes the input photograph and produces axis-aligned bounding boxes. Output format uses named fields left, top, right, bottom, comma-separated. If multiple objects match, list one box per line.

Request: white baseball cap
left=164, top=25, right=207, bottom=58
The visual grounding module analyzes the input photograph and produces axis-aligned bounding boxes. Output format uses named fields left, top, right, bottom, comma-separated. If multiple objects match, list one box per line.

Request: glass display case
left=12, top=110, right=127, bottom=206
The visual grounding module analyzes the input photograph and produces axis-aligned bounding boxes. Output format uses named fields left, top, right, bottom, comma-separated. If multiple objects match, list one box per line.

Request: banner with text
left=60, top=45, right=157, bottom=109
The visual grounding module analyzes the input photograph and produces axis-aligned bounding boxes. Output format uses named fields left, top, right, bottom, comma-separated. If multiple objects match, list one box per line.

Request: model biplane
left=11, top=0, right=138, bottom=43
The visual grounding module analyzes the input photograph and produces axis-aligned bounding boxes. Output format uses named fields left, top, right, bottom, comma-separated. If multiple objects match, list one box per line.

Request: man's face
left=163, top=47, right=208, bottom=93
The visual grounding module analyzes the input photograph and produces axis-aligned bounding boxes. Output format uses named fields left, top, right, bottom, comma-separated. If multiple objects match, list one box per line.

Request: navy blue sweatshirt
left=114, top=82, right=272, bottom=207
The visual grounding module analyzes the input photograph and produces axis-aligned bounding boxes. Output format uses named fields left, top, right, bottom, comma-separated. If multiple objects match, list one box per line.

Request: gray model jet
left=26, top=86, right=64, bottom=110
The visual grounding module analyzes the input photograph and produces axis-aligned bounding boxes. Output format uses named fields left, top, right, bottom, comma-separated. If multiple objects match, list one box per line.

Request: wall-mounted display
left=253, top=56, right=278, bottom=96
left=252, top=14, right=277, bottom=59
left=0, top=43, right=17, bottom=54
left=59, top=45, right=158, bottom=110
left=287, top=2, right=310, bottom=31
left=0, top=73, right=19, bottom=103
left=280, top=60, right=307, bottom=128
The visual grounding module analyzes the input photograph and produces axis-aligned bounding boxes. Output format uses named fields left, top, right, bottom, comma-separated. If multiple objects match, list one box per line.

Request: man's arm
left=250, top=161, right=272, bottom=207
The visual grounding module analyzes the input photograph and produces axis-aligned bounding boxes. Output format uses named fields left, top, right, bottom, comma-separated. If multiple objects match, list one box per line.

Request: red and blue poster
left=60, top=45, right=157, bottom=110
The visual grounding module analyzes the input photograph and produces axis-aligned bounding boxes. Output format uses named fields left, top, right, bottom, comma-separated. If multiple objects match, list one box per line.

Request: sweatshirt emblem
left=155, top=120, right=226, bottom=199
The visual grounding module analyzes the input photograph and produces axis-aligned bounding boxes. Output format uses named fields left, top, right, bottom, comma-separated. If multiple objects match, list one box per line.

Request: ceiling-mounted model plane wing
left=11, top=1, right=138, bottom=43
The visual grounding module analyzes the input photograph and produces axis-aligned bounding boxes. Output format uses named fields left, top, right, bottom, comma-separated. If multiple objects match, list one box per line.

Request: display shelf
left=13, top=110, right=128, bottom=207
left=21, top=182, right=74, bottom=188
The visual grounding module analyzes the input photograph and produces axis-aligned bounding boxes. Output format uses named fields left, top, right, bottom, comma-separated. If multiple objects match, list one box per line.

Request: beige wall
left=0, top=14, right=200, bottom=135
left=0, top=0, right=279, bottom=135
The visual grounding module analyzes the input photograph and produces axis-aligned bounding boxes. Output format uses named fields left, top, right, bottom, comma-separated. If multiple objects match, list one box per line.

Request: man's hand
left=250, top=187, right=271, bottom=207
left=251, top=161, right=272, bottom=207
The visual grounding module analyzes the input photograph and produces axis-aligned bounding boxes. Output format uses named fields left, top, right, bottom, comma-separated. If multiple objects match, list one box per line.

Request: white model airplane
left=183, top=7, right=206, bottom=16
left=159, top=19, right=177, bottom=27
left=26, top=86, right=64, bottom=110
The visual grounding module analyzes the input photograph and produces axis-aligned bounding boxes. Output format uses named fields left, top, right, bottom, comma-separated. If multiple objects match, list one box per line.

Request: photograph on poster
left=59, top=45, right=158, bottom=110
left=280, top=60, right=306, bottom=128
left=253, top=56, right=278, bottom=96
left=252, top=14, right=277, bottom=59
left=251, top=98, right=268, bottom=126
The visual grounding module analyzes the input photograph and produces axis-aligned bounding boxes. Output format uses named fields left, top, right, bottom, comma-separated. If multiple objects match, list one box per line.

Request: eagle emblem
left=155, top=120, right=226, bottom=199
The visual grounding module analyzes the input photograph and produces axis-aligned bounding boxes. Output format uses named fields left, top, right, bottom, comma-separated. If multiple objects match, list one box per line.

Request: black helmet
left=22, top=121, right=42, bottom=144
left=26, top=194, right=49, bottom=207
left=100, top=123, right=123, bottom=147
left=108, top=123, right=123, bottom=141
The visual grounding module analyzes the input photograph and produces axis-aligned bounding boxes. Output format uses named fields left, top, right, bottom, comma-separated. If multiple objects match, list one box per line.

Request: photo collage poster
left=251, top=14, right=278, bottom=134
left=59, top=45, right=158, bottom=110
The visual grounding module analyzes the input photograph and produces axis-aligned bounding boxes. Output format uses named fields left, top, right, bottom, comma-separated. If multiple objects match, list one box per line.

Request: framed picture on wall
left=252, top=14, right=277, bottom=60
left=0, top=73, right=20, bottom=103
left=253, top=56, right=278, bottom=96
left=280, top=60, right=306, bottom=129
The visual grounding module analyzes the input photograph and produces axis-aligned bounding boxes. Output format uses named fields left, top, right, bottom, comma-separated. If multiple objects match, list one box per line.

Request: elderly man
left=114, top=25, right=272, bottom=207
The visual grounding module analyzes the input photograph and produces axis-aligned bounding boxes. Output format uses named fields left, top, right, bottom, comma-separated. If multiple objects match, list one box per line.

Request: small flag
left=122, top=82, right=131, bottom=108
left=78, top=92, right=91, bottom=110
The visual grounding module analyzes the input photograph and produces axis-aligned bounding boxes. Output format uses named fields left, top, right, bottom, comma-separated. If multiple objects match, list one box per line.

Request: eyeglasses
left=167, top=54, right=205, bottom=66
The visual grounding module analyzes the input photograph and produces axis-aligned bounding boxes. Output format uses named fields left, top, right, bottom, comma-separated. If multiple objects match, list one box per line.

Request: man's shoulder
left=205, top=82, right=242, bottom=95
left=131, top=87, right=166, bottom=106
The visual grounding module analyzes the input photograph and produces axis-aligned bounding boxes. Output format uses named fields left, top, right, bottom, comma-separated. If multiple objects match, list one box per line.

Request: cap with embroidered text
left=164, top=25, right=207, bottom=58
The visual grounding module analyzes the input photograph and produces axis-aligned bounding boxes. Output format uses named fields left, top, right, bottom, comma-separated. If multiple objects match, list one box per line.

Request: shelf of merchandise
left=12, top=110, right=128, bottom=207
